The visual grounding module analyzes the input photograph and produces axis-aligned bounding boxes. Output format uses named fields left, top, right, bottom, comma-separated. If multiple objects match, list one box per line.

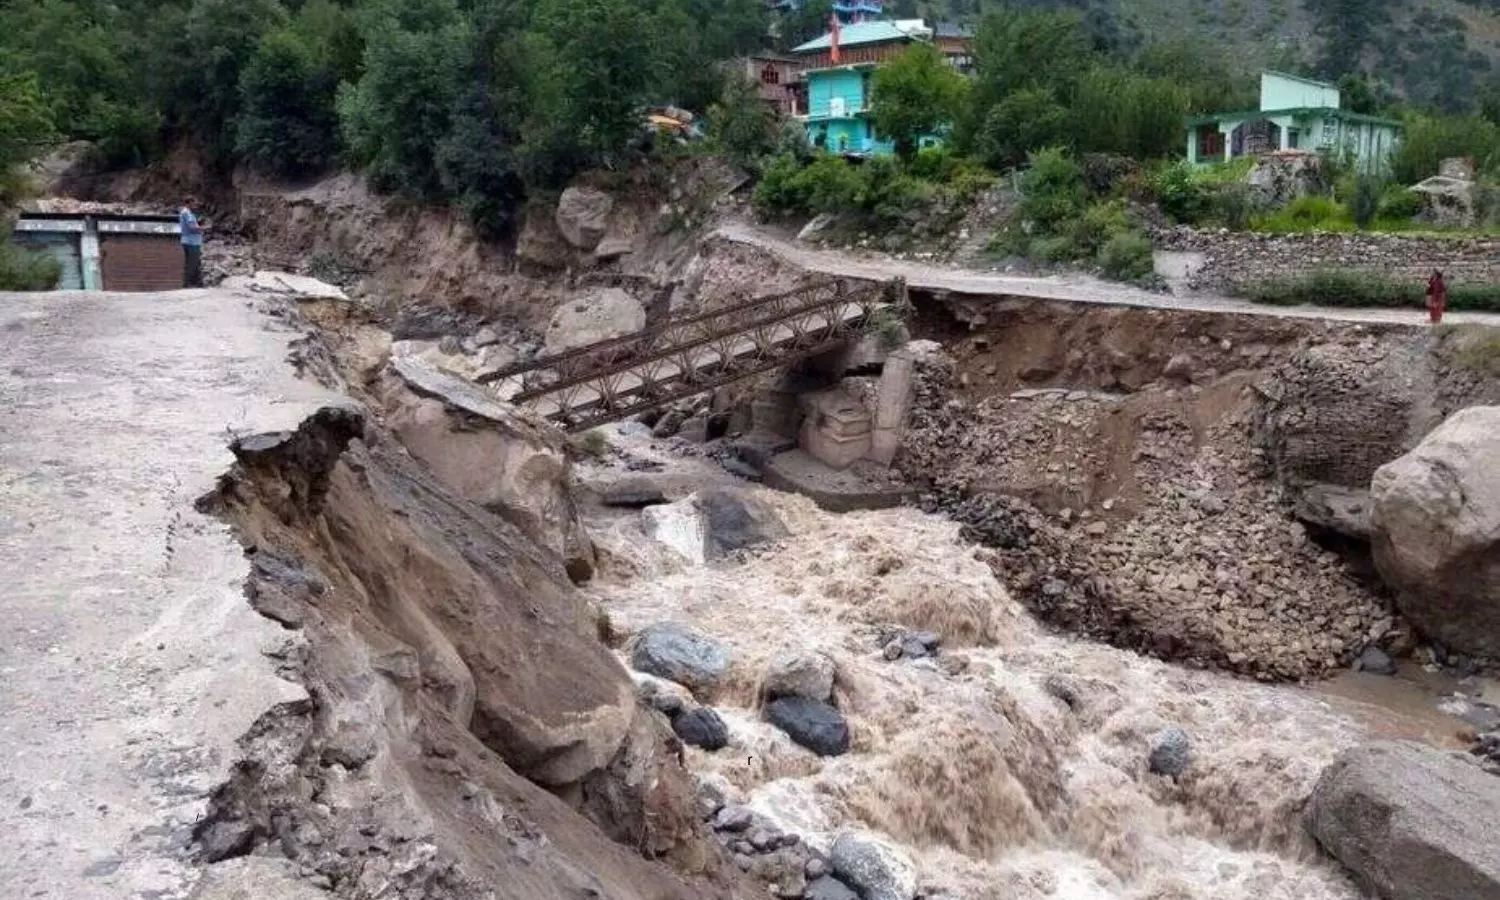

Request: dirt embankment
left=898, top=298, right=1500, bottom=681
left=194, top=401, right=757, bottom=900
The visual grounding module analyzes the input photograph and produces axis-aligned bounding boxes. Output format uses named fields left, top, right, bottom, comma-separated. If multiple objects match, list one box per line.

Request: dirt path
left=0, top=289, right=339, bottom=899
left=714, top=221, right=1500, bottom=328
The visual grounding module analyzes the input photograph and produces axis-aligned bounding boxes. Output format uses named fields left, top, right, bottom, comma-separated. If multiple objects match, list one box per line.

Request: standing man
left=1426, top=270, right=1447, bottom=325
left=179, top=197, right=208, bottom=288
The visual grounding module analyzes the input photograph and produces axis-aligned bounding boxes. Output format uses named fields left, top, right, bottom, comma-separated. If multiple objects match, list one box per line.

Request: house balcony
left=802, top=100, right=869, bottom=121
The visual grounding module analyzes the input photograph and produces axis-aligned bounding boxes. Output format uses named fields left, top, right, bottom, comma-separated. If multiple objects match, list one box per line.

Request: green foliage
left=971, top=88, right=1067, bottom=170
left=1377, top=184, right=1424, bottom=221
left=870, top=43, right=967, bottom=163
left=1392, top=113, right=1500, bottom=184
left=1252, top=195, right=1353, bottom=232
left=1069, top=65, right=1192, bottom=160
left=0, top=68, right=58, bottom=188
left=1016, top=147, right=1086, bottom=234
left=236, top=28, right=340, bottom=176
left=0, top=243, right=62, bottom=291
left=1097, top=229, right=1154, bottom=281
left=1153, top=159, right=1206, bottom=224
left=707, top=76, right=776, bottom=170
left=1239, top=269, right=1500, bottom=311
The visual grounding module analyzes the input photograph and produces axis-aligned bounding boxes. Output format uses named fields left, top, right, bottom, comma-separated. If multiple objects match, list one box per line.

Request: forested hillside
left=0, top=0, right=771, bottom=237
left=905, top=0, right=1500, bottom=112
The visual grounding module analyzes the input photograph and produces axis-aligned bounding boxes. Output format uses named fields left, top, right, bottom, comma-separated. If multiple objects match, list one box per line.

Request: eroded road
left=0, top=290, right=337, bottom=899
left=715, top=221, right=1500, bottom=328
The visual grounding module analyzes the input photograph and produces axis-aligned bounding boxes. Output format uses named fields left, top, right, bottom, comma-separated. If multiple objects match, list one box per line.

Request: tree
left=870, top=43, right=966, bottom=162
left=707, top=75, right=775, bottom=168
left=0, top=68, right=58, bottom=205
left=338, top=0, right=469, bottom=197
left=236, top=28, right=341, bottom=176
left=972, top=87, right=1067, bottom=169
left=778, top=0, right=833, bottom=53
left=1338, top=72, right=1381, bottom=115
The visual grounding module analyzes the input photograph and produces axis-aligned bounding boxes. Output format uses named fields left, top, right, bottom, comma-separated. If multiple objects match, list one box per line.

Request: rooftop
left=1264, top=70, right=1339, bottom=91
left=792, top=19, right=927, bottom=53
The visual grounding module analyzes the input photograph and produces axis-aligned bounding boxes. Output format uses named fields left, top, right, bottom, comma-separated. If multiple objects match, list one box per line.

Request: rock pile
left=696, top=795, right=839, bottom=899
left=906, top=380, right=1390, bottom=680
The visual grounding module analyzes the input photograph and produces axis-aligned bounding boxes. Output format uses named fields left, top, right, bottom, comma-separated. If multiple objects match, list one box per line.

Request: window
left=1197, top=126, right=1224, bottom=160
left=1287, top=128, right=1301, bottom=149
left=761, top=64, right=779, bottom=86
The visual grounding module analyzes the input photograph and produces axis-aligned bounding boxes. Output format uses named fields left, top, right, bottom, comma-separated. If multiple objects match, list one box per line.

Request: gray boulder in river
left=1370, top=406, right=1500, bottom=659
left=1305, top=741, right=1500, bottom=900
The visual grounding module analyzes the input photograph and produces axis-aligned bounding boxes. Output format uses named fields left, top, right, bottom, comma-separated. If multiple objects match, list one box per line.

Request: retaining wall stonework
left=1155, top=227, right=1500, bottom=291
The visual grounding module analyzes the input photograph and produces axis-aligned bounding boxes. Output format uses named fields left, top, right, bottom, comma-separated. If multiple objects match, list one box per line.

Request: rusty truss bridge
left=476, top=277, right=907, bottom=431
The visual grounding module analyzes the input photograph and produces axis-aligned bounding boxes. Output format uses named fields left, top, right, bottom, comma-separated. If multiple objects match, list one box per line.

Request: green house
left=1186, top=72, right=1402, bottom=172
left=792, top=20, right=943, bottom=156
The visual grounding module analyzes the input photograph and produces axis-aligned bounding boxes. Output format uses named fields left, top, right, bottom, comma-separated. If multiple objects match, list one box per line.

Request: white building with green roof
left=1186, top=72, right=1402, bottom=172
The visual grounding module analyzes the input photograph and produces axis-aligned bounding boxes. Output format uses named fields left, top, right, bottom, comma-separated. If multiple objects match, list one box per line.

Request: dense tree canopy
left=870, top=43, right=967, bottom=162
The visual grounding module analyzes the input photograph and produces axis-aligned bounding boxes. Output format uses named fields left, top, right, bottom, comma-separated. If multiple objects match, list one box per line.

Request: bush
left=1070, top=198, right=1131, bottom=255
left=1252, top=195, right=1352, bottom=232
left=0, top=243, right=62, bottom=291
left=1350, top=175, right=1381, bottom=229
left=752, top=152, right=810, bottom=218
left=1154, top=159, right=1208, bottom=224
left=1377, top=185, right=1424, bottom=221
left=1016, top=147, right=1086, bottom=234
left=793, top=154, right=862, bottom=214
left=1097, top=230, right=1155, bottom=282
left=1393, top=113, right=1500, bottom=184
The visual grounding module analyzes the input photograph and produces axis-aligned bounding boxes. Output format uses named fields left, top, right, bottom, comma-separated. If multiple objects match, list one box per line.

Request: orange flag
left=830, top=13, right=841, bottom=64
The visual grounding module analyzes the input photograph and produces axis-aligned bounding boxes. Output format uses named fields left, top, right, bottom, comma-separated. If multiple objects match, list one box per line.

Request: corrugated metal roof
left=792, top=20, right=923, bottom=53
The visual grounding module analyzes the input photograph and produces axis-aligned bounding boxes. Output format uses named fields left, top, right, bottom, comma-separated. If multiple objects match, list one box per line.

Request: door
left=100, top=235, right=183, bottom=291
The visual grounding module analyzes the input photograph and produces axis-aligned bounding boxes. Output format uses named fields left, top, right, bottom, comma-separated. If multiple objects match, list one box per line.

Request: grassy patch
left=0, top=242, right=62, bottom=291
left=1237, top=269, right=1500, bottom=311
left=1447, top=325, right=1500, bottom=376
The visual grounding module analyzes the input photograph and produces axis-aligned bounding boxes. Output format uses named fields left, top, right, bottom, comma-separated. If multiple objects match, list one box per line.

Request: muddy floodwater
left=578, top=431, right=1478, bottom=900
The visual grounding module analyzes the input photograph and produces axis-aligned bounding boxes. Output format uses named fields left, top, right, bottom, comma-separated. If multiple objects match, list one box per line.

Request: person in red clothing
left=1426, top=270, right=1448, bottom=325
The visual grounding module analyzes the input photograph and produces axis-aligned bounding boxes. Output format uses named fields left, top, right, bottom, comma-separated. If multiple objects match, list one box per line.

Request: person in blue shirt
left=179, top=197, right=209, bottom=288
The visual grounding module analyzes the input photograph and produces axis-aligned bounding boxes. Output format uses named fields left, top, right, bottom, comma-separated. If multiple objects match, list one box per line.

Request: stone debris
left=600, top=476, right=668, bottom=508
left=829, top=831, right=918, bottom=900
left=762, top=650, right=837, bottom=703
left=628, top=623, right=730, bottom=696
left=764, top=697, right=851, bottom=757
left=671, top=708, right=730, bottom=751
left=1148, top=725, right=1191, bottom=777
left=901, top=344, right=1390, bottom=681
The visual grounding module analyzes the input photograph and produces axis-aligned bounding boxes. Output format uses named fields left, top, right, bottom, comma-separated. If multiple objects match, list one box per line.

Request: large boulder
left=1370, top=407, right=1500, bottom=658
left=764, top=697, right=850, bottom=757
left=763, top=650, right=836, bottom=703
left=555, top=185, right=615, bottom=250
left=1305, top=741, right=1500, bottom=900
left=544, top=287, right=646, bottom=356
left=629, top=623, right=731, bottom=695
left=642, top=489, right=789, bottom=565
left=829, top=831, right=918, bottom=900
left=381, top=358, right=595, bottom=580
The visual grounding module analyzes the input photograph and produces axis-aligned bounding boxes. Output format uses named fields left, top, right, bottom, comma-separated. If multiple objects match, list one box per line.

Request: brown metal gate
left=100, top=235, right=182, bottom=292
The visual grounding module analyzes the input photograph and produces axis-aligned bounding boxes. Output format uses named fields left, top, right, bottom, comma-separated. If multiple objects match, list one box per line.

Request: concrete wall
left=807, top=68, right=868, bottom=119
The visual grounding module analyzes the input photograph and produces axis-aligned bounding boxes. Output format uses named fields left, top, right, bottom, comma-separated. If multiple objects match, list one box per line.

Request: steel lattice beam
left=480, top=277, right=907, bottom=432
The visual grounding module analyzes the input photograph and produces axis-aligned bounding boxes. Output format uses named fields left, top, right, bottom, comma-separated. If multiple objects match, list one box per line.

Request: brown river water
left=580, top=433, right=1477, bottom=900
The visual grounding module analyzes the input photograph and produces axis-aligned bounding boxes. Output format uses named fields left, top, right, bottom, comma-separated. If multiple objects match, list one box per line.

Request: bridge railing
left=480, top=277, right=907, bottom=431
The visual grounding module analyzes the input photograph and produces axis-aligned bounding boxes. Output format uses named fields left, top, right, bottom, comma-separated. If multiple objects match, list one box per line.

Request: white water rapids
left=579, top=440, right=1459, bottom=900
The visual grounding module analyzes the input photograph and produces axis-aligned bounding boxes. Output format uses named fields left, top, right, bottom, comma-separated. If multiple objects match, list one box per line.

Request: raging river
left=578, top=427, right=1472, bottom=900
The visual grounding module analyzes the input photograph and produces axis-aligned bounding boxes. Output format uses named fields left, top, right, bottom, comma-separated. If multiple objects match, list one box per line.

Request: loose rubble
left=901, top=347, right=1391, bottom=680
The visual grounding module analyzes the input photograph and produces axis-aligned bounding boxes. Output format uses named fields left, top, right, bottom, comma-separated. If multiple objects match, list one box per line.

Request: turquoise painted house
left=791, top=20, right=941, bottom=156
left=1187, top=72, right=1403, bottom=172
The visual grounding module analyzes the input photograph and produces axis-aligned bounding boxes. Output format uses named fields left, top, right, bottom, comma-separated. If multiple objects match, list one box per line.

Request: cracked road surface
left=0, top=290, right=339, bottom=899
left=715, top=221, right=1500, bottom=328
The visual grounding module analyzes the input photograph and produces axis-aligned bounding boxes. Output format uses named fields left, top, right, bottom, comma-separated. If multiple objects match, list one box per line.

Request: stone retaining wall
left=1156, top=227, right=1500, bottom=291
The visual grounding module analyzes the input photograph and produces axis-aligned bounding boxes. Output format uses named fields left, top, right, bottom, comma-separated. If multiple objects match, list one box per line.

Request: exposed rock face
left=1371, top=407, right=1500, bottom=658
left=601, top=475, right=669, bottom=508
left=1247, top=152, right=1325, bottom=208
left=544, top=287, right=646, bottom=356
left=629, top=623, right=732, bottom=696
left=829, top=832, right=918, bottom=900
left=1306, top=741, right=1500, bottom=900
left=555, top=186, right=615, bottom=250
left=381, top=357, right=595, bottom=580
left=202, top=408, right=748, bottom=899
